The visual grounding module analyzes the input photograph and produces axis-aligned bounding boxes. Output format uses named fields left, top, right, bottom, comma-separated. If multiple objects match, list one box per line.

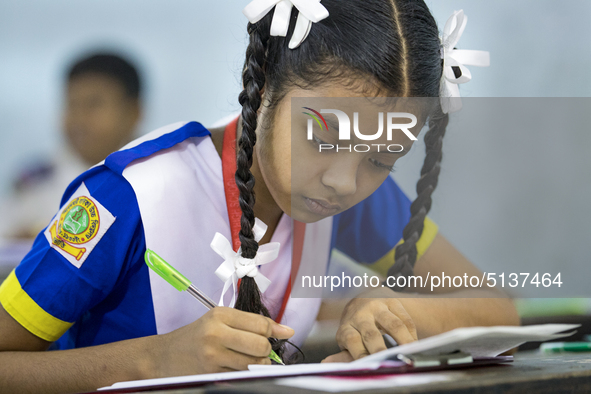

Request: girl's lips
left=304, top=197, right=341, bottom=216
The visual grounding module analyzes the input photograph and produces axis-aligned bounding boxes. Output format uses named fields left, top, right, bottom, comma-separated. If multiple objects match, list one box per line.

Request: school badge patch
left=44, top=182, right=116, bottom=268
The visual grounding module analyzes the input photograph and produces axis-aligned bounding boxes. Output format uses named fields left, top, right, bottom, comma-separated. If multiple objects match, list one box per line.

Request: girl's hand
left=321, top=350, right=354, bottom=363
left=154, top=307, right=294, bottom=376
left=335, top=288, right=418, bottom=360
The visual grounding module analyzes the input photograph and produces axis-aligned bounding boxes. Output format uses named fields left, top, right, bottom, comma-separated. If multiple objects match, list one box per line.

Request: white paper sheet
left=99, top=323, right=579, bottom=391
left=99, top=362, right=384, bottom=391
left=275, top=371, right=465, bottom=392
left=354, top=324, right=580, bottom=363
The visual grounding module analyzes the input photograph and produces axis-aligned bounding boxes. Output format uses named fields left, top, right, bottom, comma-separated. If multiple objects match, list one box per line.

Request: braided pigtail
left=234, top=21, right=289, bottom=359
left=386, top=108, right=449, bottom=289
left=235, top=21, right=268, bottom=314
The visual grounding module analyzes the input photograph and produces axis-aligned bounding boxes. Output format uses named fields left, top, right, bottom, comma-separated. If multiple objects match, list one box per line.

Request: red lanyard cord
left=221, top=117, right=305, bottom=323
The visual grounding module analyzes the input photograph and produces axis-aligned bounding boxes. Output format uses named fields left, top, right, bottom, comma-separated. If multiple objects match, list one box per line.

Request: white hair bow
left=439, top=10, right=490, bottom=114
left=243, top=0, right=329, bottom=49
left=211, top=218, right=280, bottom=307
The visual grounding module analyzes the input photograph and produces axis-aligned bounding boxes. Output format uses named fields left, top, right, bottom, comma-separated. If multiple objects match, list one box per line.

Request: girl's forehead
left=285, top=89, right=435, bottom=122
left=285, top=84, right=383, bottom=99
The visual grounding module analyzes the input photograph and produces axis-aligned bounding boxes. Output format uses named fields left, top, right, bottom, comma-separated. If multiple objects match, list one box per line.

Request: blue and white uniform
left=0, top=120, right=438, bottom=350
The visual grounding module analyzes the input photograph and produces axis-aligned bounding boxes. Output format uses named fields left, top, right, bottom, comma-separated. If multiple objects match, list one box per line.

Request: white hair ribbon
left=211, top=218, right=280, bottom=307
left=440, top=10, right=490, bottom=114
left=243, top=0, right=329, bottom=49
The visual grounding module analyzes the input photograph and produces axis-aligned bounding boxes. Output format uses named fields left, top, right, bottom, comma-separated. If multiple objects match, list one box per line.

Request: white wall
left=392, top=0, right=591, bottom=296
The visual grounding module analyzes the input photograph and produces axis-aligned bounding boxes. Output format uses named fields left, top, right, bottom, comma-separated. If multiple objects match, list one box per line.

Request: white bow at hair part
left=211, top=218, right=280, bottom=307
left=243, top=0, right=329, bottom=49
left=439, top=10, right=490, bottom=114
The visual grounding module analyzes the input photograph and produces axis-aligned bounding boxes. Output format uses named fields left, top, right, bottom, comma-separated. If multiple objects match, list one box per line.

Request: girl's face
left=255, top=86, right=428, bottom=223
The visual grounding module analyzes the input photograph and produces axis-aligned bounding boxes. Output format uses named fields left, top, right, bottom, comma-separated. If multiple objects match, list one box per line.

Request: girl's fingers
left=220, top=348, right=272, bottom=371
left=336, top=298, right=418, bottom=361
left=354, top=320, right=388, bottom=355
left=387, top=302, right=418, bottom=341
left=337, top=325, right=369, bottom=360
left=223, top=326, right=273, bottom=357
left=375, top=310, right=415, bottom=345
left=270, top=323, right=296, bottom=340
left=214, top=307, right=295, bottom=340
left=321, top=350, right=354, bottom=363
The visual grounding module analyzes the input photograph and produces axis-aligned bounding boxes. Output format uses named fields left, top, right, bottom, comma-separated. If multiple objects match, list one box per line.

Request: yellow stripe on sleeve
left=367, top=217, right=439, bottom=277
left=0, top=270, right=73, bottom=342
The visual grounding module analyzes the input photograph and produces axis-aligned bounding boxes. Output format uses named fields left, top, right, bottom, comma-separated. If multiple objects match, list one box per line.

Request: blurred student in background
left=0, top=53, right=143, bottom=239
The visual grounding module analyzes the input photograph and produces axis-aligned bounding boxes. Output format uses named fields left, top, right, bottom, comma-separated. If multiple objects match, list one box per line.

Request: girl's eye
left=312, top=133, right=329, bottom=147
left=369, top=157, right=395, bottom=172
left=313, top=133, right=395, bottom=172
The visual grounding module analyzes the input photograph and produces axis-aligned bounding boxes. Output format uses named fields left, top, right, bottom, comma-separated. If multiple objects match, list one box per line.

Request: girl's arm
left=327, top=233, right=520, bottom=360
left=0, top=305, right=293, bottom=394
left=0, top=305, right=155, bottom=394
left=397, top=232, right=521, bottom=338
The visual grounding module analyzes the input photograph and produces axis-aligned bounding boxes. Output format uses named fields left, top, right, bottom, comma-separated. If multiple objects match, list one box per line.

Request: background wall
left=1, top=0, right=590, bottom=295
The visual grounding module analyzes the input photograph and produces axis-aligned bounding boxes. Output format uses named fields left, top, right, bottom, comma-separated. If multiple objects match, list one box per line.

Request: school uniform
left=0, top=119, right=438, bottom=350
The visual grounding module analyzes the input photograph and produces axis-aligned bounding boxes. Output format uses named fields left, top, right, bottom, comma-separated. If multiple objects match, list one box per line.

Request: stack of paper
left=99, top=324, right=579, bottom=392
left=354, top=323, right=580, bottom=363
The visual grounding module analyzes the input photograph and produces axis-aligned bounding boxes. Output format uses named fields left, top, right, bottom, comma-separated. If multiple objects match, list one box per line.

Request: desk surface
left=117, top=351, right=591, bottom=394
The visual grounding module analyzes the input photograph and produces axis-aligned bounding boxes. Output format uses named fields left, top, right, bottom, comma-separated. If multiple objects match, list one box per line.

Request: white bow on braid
left=439, top=10, right=490, bottom=114
left=243, top=0, right=329, bottom=49
left=211, top=218, right=280, bottom=307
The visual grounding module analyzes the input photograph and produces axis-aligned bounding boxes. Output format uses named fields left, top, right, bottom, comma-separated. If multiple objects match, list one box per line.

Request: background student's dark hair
left=67, top=52, right=142, bottom=99
left=235, top=0, right=448, bottom=360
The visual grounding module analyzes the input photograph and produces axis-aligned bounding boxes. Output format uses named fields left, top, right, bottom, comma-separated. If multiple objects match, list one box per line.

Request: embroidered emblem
left=44, top=182, right=116, bottom=268
left=58, top=197, right=99, bottom=243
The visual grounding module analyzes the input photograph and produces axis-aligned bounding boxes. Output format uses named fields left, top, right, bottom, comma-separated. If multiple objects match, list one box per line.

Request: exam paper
left=99, top=324, right=579, bottom=392
left=99, top=362, right=384, bottom=391
left=354, top=323, right=580, bottom=363
left=275, top=371, right=465, bottom=392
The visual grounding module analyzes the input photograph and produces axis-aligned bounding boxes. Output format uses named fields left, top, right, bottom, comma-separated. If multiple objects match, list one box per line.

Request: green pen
left=540, top=342, right=591, bottom=354
left=144, top=249, right=285, bottom=365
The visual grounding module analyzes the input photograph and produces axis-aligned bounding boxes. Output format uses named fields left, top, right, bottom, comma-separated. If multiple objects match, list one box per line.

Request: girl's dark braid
left=236, top=21, right=267, bottom=263
left=386, top=109, right=449, bottom=289
left=234, top=21, right=289, bottom=360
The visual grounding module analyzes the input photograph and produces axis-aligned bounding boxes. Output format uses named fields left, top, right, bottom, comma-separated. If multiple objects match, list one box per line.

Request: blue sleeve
left=332, top=176, right=412, bottom=264
left=0, top=165, right=143, bottom=342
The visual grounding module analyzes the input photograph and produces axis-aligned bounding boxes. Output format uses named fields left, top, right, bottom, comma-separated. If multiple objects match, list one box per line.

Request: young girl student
left=0, top=1, right=519, bottom=393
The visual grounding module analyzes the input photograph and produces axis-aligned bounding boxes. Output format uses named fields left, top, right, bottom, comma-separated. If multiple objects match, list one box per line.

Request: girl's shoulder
left=43, top=119, right=218, bottom=277
left=55, top=120, right=216, bottom=227
left=332, top=176, right=438, bottom=271
left=102, top=121, right=213, bottom=176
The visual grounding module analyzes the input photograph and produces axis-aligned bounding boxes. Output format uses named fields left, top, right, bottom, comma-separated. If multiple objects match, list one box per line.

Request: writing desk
left=109, top=351, right=591, bottom=394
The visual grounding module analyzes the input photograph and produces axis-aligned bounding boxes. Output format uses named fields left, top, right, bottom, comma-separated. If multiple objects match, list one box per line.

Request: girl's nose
left=321, top=155, right=358, bottom=196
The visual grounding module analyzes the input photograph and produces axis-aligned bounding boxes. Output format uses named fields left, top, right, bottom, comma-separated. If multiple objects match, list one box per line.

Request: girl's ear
left=257, top=85, right=267, bottom=116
